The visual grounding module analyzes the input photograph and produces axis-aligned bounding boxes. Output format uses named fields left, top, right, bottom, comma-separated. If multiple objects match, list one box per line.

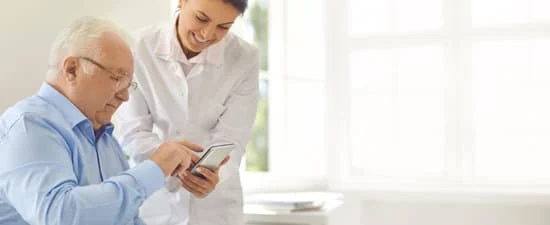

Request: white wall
left=335, top=192, right=550, bottom=225
left=0, top=0, right=171, bottom=111
left=360, top=202, right=550, bottom=225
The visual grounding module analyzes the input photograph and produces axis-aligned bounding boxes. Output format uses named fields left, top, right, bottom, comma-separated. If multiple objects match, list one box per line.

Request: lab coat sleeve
left=116, top=85, right=162, bottom=163
left=210, top=54, right=260, bottom=183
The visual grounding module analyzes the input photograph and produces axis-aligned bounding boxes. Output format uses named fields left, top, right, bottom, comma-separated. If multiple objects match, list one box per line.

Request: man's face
left=74, top=32, right=134, bottom=128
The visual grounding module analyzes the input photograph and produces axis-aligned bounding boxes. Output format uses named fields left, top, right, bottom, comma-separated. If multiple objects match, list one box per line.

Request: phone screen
left=190, top=143, right=234, bottom=176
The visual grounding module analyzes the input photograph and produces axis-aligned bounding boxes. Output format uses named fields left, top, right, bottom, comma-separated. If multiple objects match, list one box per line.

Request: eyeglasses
left=78, top=56, right=137, bottom=92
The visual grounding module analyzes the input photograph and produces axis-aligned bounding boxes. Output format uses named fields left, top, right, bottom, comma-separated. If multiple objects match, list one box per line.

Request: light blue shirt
left=0, top=83, right=165, bottom=225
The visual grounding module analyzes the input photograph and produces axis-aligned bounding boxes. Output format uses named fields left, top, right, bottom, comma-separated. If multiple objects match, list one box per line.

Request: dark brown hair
left=224, top=0, right=248, bottom=14
left=179, top=0, right=248, bottom=14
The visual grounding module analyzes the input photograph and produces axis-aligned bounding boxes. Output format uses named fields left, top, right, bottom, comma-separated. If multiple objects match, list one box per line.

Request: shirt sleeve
left=0, top=115, right=164, bottom=225
left=209, top=51, right=261, bottom=183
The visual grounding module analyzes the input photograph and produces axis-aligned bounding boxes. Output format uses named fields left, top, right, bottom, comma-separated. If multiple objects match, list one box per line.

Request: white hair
left=45, top=16, right=133, bottom=81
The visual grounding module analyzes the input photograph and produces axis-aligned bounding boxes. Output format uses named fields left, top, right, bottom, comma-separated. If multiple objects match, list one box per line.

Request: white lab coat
left=115, top=16, right=260, bottom=225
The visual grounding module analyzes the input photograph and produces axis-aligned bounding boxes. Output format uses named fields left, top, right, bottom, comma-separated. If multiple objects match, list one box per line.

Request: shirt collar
left=95, top=123, right=114, bottom=141
left=154, top=13, right=225, bottom=67
left=37, top=83, right=88, bottom=128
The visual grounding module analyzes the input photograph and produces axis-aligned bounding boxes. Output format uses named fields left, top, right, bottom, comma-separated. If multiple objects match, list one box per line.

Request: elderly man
left=0, top=17, right=200, bottom=225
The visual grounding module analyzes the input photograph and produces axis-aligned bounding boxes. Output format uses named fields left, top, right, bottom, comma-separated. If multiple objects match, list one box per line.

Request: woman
left=116, top=0, right=259, bottom=224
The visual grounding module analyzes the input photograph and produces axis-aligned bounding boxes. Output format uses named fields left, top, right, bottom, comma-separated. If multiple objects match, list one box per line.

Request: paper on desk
left=244, top=192, right=343, bottom=209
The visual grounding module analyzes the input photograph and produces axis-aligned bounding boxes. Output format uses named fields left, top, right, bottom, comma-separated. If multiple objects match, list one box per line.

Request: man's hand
left=177, top=156, right=230, bottom=198
left=150, top=141, right=203, bottom=176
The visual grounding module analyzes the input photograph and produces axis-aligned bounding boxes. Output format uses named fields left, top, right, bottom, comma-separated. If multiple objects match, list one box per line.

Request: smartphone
left=189, top=143, right=234, bottom=177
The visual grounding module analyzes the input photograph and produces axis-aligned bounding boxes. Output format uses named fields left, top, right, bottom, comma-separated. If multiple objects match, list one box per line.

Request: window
left=349, top=46, right=446, bottom=178
left=472, top=39, right=550, bottom=180
left=329, top=0, right=550, bottom=189
left=240, top=0, right=327, bottom=177
left=246, top=77, right=269, bottom=172
left=240, top=0, right=269, bottom=172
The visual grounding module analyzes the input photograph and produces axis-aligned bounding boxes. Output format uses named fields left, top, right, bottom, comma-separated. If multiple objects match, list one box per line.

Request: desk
left=244, top=200, right=343, bottom=225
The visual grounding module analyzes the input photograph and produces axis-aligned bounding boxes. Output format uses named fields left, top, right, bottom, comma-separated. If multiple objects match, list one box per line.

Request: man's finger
left=171, top=165, right=183, bottom=176
left=190, top=154, right=200, bottom=163
left=177, top=140, right=203, bottom=152
left=176, top=152, right=192, bottom=171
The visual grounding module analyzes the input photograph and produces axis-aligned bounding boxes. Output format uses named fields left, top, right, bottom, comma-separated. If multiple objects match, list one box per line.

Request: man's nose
left=116, top=88, right=130, bottom=102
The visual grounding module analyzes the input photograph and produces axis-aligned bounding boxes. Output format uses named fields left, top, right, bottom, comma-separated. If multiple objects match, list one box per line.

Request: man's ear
left=62, top=56, right=79, bottom=82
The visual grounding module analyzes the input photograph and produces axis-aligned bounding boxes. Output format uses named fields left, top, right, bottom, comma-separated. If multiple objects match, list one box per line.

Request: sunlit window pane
left=241, top=0, right=270, bottom=172
left=246, top=78, right=269, bottom=172
left=286, top=0, right=324, bottom=80
left=532, top=0, right=550, bottom=23
left=285, top=80, right=326, bottom=176
left=349, top=0, right=392, bottom=35
left=350, top=49, right=393, bottom=92
left=472, top=0, right=529, bottom=27
left=349, top=46, right=446, bottom=177
left=472, top=39, right=550, bottom=179
left=394, top=0, right=443, bottom=33
left=349, top=0, right=443, bottom=36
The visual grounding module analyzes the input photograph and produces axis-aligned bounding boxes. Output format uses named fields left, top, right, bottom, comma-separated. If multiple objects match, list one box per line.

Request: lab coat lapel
left=170, top=60, right=190, bottom=120
left=163, top=21, right=191, bottom=108
left=154, top=36, right=191, bottom=120
left=187, top=64, right=204, bottom=80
